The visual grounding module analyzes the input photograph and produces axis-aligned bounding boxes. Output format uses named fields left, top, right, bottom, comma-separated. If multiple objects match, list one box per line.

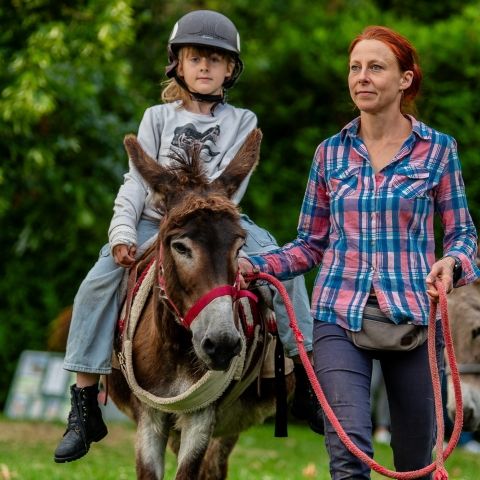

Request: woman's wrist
left=441, top=255, right=462, bottom=283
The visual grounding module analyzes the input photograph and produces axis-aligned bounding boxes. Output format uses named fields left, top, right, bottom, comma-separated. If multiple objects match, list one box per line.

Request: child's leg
left=271, top=276, right=312, bottom=356
left=240, top=215, right=323, bottom=434
left=55, top=218, right=159, bottom=463
left=63, top=218, right=159, bottom=375
left=239, top=214, right=312, bottom=355
left=76, top=372, right=100, bottom=388
left=63, top=244, right=126, bottom=375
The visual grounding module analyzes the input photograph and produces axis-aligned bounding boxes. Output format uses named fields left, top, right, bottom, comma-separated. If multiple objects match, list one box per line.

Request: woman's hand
left=113, top=243, right=137, bottom=268
left=425, top=256, right=456, bottom=302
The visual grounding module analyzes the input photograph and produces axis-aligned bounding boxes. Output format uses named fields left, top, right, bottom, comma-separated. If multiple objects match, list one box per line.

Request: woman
left=239, top=25, right=479, bottom=479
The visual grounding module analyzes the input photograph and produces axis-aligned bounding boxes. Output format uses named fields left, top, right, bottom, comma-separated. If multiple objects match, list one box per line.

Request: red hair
left=349, top=26, right=422, bottom=112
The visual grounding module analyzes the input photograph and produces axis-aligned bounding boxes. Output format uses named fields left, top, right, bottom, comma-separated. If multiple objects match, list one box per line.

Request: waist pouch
left=346, top=303, right=428, bottom=351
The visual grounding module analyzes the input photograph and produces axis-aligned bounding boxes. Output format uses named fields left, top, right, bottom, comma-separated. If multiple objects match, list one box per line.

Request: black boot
left=291, top=363, right=325, bottom=435
left=54, top=384, right=108, bottom=463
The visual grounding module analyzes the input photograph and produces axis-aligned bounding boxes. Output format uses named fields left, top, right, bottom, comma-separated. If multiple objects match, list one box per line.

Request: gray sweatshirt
left=108, top=101, right=258, bottom=250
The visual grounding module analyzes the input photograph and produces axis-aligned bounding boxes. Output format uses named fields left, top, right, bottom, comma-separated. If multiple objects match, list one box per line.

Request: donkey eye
left=172, top=241, right=191, bottom=257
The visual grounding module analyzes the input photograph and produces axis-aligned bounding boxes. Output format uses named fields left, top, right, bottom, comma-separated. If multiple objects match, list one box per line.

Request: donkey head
left=124, top=129, right=262, bottom=370
left=447, top=279, right=480, bottom=431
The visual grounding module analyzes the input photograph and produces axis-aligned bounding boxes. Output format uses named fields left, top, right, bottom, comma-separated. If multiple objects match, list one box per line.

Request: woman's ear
left=400, top=70, right=413, bottom=90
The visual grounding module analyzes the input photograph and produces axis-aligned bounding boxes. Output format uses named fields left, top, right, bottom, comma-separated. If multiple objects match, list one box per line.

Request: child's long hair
left=161, top=46, right=236, bottom=105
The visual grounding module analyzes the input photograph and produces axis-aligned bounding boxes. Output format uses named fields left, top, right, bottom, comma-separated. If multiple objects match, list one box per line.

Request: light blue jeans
left=240, top=214, right=312, bottom=357
left=64, top=215, right=313, bottom=374
left=64, top=218, right=159, bottom=374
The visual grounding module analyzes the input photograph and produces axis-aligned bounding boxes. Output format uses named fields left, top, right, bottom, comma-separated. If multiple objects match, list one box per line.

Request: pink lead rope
left=244, top=272, right=463, bottom=480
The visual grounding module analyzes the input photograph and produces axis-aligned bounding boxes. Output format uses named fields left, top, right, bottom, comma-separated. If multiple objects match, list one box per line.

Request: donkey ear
left=212, top=128, right=262, bottom=198
left=124, top=134, right=168, bottom=187
left=123, top=134, right=182, bottom=210
left=123, top=134, right=179, bottom=206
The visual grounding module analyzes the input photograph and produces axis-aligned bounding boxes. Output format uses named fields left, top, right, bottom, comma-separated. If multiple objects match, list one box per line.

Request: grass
left=1, top=416, right=479, bottom=479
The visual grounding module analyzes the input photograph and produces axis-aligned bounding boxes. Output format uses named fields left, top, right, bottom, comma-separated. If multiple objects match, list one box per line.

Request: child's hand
left=238, top=257, right=255, bottom=288
left=113, top=243, right=137, bottom=267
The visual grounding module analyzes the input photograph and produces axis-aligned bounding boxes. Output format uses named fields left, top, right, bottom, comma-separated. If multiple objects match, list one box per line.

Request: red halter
left=156, top=241, right=258, bottom=329
left=182, top=283, right=259, bottom=329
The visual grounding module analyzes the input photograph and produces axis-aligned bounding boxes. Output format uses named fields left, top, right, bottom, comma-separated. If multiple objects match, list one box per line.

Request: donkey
left=108, top=129, right=294, bottom=480
left=446, top=275, right=480, bottom=432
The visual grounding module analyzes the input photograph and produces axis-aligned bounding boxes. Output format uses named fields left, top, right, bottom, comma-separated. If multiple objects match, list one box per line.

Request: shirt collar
left=340, top=114, right=431, bottom=142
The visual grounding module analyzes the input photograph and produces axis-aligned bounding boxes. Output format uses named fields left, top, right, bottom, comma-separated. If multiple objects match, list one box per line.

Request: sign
left=5, top=350, right=129, bottom=422
left=5, top=350, right=73, bottom=421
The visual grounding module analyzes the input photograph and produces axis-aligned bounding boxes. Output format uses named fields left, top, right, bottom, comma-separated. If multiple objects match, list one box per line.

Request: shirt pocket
left=327, top=166, right=361, bottom=198
left=390, top=165, right=431, bottom=199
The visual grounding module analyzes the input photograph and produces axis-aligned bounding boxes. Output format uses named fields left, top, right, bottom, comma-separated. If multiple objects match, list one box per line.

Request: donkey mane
left=161, top=193, right=241, bottom=235
left=166, top=145, right=211, bottom=189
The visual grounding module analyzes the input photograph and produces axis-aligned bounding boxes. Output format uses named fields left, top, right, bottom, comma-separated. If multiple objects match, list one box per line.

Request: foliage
left=0, top=0, right=138, bottom=406
left=414, top=5, right=480, bottom=218
left=233, top=0, right=480, bottom=241
left=1, top=0, right=480, bottom=407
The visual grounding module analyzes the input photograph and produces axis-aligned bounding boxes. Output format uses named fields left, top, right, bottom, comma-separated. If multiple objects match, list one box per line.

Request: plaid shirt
left=250, top=116, right=479, bottom=330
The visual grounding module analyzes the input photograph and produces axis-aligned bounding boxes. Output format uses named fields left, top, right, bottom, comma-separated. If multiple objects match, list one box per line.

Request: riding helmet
left=165, top=10, right=244, bottom=89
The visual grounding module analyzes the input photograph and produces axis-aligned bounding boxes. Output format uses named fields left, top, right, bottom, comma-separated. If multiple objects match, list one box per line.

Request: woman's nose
left=357, top=67, right=369, bottom=82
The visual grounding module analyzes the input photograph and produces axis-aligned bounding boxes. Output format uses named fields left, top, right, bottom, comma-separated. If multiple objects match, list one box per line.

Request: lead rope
left=244, top=273, right=463, bottom=479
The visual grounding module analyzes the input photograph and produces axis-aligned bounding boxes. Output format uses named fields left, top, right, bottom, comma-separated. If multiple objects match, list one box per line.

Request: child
left=54, top=10, right=320, bottom=464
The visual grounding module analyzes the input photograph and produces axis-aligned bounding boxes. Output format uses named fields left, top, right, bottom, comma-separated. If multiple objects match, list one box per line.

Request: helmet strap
left=175, top=75, right=225, bottom=114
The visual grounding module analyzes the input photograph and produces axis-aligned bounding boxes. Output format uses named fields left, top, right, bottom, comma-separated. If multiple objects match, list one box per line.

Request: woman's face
left=348, top=39, right=413, bottom=115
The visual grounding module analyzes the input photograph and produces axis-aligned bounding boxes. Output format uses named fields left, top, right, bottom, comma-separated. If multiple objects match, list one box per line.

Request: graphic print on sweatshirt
left=171, top=123, right=220, bottom=163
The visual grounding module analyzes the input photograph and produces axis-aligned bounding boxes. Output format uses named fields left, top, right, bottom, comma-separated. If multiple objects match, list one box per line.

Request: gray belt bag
left=346, top=303, right=428, bottom=351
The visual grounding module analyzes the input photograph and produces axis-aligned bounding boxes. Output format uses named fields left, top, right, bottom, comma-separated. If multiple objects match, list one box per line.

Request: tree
left=0, top=0, right=138, bottom=406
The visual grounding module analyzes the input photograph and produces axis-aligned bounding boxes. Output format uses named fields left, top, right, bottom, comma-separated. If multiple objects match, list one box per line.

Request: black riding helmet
left=165, top=10, right=244, bottom=101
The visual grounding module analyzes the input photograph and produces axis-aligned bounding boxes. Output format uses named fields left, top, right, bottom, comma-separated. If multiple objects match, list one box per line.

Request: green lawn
left=1, top=416, right=479, bottom=479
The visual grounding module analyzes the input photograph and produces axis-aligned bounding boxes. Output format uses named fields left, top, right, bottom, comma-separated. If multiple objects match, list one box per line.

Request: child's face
left=177, top=47, right=234, bottom=96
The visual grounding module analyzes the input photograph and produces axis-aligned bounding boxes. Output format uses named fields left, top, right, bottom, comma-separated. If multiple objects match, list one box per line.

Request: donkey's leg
left=136, top=409, right=171, bottom=480
left=198, top=434, right=239, bottom=480
left=175, top=407, right=216, bottom=480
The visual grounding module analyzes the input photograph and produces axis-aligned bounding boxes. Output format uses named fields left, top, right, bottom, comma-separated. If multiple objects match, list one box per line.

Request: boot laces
left=64, top=389, right=88, bottom=443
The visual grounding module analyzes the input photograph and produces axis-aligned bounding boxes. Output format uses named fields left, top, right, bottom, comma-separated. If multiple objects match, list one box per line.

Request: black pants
left=313, top=321, right=444, bottom=480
